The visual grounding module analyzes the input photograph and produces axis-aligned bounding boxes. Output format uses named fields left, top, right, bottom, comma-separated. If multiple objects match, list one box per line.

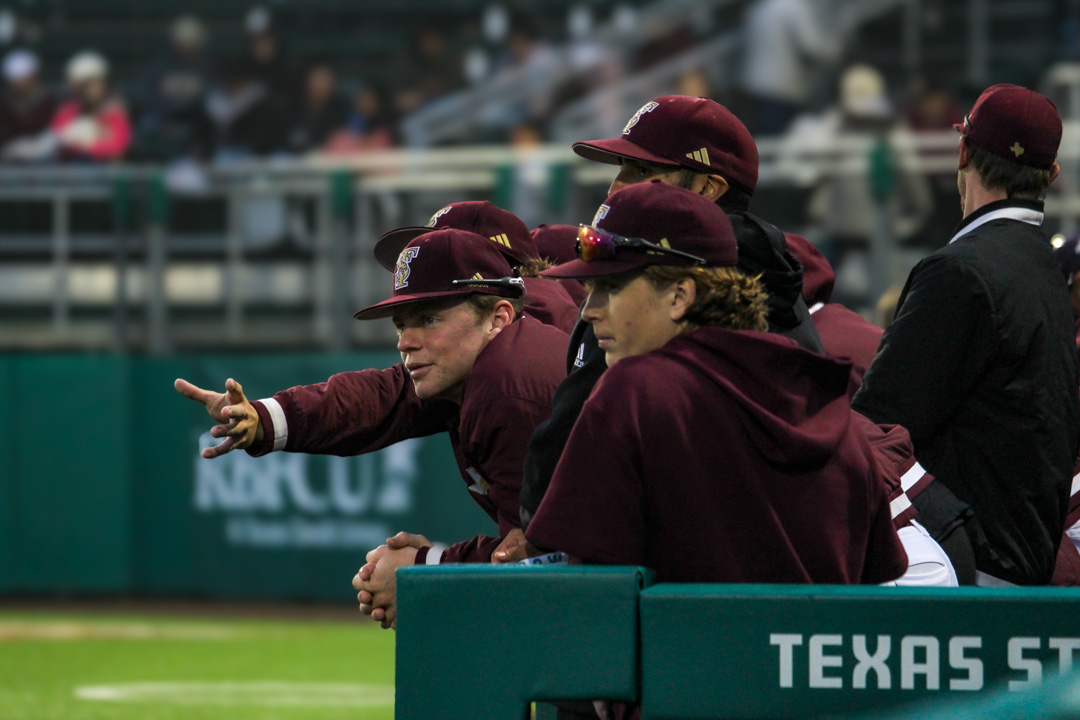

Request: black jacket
left=853, top=199, right=1080, bottom=585
left=520, top=210, right=824, bottom=528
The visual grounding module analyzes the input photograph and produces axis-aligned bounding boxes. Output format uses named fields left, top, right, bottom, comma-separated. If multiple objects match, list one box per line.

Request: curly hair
left=516, top=256, right=553, bottom=278
left=642, top=265, right=769, bottom=332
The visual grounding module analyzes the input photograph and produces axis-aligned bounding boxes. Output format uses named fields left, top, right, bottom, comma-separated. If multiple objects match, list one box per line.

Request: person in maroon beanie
left=374, top=200, right=580, bottom=334
left=176, top=229, right=568, bottom=628
left=854, top=84, right=1080, bottom=587
left=530, top=223, right=588, bottom=306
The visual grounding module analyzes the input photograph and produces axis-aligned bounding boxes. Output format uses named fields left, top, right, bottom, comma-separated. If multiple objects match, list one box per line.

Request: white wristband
left=426, top=543, right=448, bottom=565
left=260, top=397, right=289, bottom=452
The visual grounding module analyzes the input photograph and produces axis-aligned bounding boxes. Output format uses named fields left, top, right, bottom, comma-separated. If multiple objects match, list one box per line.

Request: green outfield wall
left=0, top=353, right=493, bottom=602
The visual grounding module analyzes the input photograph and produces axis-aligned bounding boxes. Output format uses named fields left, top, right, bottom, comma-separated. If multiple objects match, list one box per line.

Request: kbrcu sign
left=191, top=432, right=421, bottom=550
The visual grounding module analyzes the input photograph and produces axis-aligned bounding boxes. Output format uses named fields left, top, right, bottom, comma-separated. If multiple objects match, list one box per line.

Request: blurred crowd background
left=0, top=0, right=1076, bottom=351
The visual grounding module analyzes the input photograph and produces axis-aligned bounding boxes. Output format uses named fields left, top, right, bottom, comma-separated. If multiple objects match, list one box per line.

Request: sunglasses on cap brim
left=576, top=224, right=706, bottom=265
left=449, top=275, right=526, bottom=297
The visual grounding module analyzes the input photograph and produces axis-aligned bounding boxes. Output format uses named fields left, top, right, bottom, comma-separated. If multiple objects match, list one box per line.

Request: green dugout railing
left=394, top=568, right=1080, bottom=719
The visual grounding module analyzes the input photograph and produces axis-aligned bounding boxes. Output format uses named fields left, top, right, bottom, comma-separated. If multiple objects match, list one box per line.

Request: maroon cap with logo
left=541, top=180, right=738, bottom=280
left=355, top=228, right=524, bottom=320
left=531, top=224, right=580, bottom=266
left=573, top=95, right=759, bottom=195
left=954, top=84, right=1061, bottom=169
left=374, top=201, right=539, bottom=271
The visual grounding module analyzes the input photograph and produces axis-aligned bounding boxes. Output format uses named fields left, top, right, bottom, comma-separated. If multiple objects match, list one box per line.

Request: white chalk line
left=0, top=622, right=236, bottom=641
left=74, top=681, right=394, bottom=707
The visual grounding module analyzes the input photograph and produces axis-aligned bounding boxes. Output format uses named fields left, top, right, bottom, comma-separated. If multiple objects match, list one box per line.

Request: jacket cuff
left=413, top=544, right=447, bottom=565
left=245, top=398, right=288, bottom=457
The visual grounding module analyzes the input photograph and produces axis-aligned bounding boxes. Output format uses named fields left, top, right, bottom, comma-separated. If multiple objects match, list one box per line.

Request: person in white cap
left=51, top=50, right=132, bottom=161
left=0, top=48, right=56, bottom=161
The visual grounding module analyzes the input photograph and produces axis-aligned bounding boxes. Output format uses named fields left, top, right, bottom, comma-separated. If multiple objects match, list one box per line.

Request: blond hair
left=642, top=265, right=769, bottom=332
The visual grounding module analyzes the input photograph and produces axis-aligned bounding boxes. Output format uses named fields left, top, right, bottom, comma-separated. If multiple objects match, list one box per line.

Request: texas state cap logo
left=395, top=247, right=421, bottom=290
left=427, top=206, right=452, bottom=228
left=623, top=101, right=659, bottom=135
left=593, top=204, right=610, bottom=227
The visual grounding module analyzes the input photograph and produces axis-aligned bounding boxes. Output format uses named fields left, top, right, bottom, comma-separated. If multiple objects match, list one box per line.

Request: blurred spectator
left=741, top=0, right=840, bottom=135
left=790, top=64, right=930, bottom=308
left=676, top=68, right=712, bottom=100
left=0, top=49, right=57, bottom=162
left=245, top=5, right=293, bottom=98
left=195, top=58, right=287, bottom=162
left=903, top=80, right=968, bottom=250
left=52, top=51, right=132, bottom=162
left=284, top=58, right=350, bottom=154
left=407, top=28, right=462, bottom=108
left=138, top=16, right=213, bottom=159
left=323, top=84, right=396, bottom=154
left=506, top=122, right=548, bottom=228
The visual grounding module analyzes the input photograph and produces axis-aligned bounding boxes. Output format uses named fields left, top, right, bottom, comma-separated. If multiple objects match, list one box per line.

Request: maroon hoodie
left=527, top=326, right=907, bottom=585
left=787, top=234, right=883, bottom=397
left=247, top=316, right=568, bottom=563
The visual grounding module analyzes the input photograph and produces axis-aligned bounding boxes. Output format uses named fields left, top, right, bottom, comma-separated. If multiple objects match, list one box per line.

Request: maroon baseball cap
left=541, top=180, right=738, bottom=280
left=374, top=201, right=539, bottom=271
left=354, top=228, right=524, bottom=320
left=573, top=95, right=759, bottom=195
left=531, top=224, right=579, bottom=266
left=955, top=84, right=1061, bottom=169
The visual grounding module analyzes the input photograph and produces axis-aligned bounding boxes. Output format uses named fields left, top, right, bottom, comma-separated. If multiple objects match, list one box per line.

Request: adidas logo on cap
left=686, top=147, right=710, bottom=165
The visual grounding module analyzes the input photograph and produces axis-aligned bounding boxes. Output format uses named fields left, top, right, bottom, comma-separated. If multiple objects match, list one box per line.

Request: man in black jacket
left=853, top=84, right=1080, bottom=586
left=508, top=95, right=825, bottom=536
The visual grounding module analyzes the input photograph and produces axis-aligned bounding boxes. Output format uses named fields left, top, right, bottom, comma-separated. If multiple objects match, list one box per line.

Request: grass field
left=0, top=609, right=397, bottom=720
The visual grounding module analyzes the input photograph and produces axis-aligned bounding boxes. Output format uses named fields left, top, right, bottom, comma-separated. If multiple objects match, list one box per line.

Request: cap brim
left=540, top=257, right=653, bottom=280
left=353, top=289, right=475, bottom=321
left=572, top=138, right=682, bottom=168
left=373, top=227, right=429, bottom=271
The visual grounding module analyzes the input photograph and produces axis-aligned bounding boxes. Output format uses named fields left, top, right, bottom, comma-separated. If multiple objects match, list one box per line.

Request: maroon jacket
left=248, top=316, right=568, bottom=563
left=527, top=327, right=908, bottom=585
left=788, top=233, right=883, bottom=397
left=522, top=276, right=580, bottom=335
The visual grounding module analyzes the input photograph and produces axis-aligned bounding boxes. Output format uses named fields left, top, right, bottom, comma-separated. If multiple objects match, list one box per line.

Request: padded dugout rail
left=639, top=584, right=1080, bottom=719
left=394, top=565, right=653, bottom=719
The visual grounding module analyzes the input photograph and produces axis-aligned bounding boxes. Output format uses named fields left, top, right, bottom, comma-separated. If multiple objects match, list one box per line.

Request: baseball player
left=517, top=95, right=825, bottom=537
left=373, top=200, right=580, bottom=334
left=177, top=229, right=568, bottom=628
left=527, top=181, right=906, bottom=580
left=853, top=84, right=1080, bottom=586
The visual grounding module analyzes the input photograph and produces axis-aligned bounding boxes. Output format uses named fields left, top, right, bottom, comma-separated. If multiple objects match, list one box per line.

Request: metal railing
left=1, top=125, right=1077, bottom=352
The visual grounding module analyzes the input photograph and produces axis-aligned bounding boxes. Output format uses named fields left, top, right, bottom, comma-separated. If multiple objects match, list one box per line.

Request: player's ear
left=700, top=174, right=729, bottom=202
left=958, top=137, right=970, bottom=170
left=1050, top=162, right=1061, bottom=185
left=490, top=300, right=515, bottom=333
left=669, top=277, right=697, bottom=322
